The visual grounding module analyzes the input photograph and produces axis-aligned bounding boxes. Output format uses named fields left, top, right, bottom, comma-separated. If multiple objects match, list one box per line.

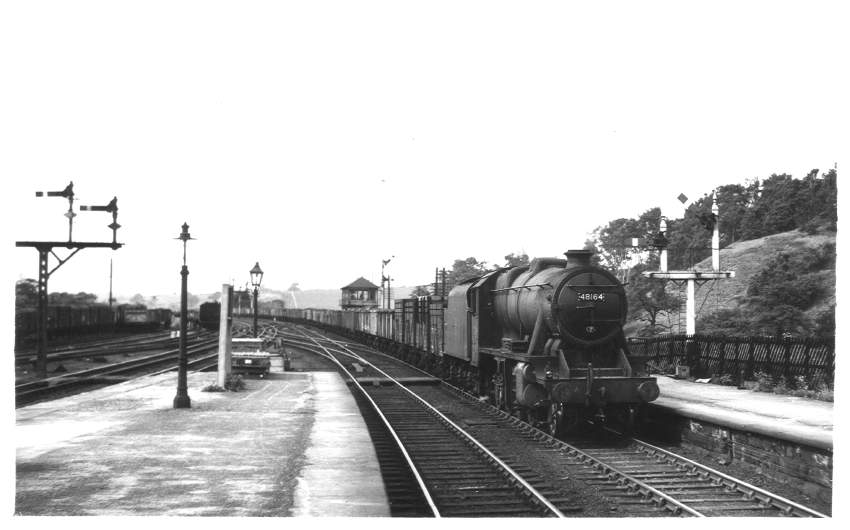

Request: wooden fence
left=627, top=334, right=834, bottom=387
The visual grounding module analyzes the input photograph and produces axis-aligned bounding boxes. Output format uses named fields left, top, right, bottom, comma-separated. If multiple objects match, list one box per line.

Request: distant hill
left=133, top=285, right=418, bottom=311
left=263, top=286, right=415, bottom=309
left=625, top=228, right=835, bottom=335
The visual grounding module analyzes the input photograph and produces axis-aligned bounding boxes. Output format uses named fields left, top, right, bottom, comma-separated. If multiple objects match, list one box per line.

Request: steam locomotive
left=284, top=250, right=658, bottom=436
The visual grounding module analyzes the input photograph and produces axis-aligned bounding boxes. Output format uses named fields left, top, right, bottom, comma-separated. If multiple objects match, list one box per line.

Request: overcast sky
left=2, top=1, right=846, bottom=300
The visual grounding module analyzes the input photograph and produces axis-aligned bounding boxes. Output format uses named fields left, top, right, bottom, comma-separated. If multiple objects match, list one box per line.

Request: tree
left=409, top=285, right=431, bottom=298
left=16, top=279, right=38, bottom=310
left=747, top=244, right=833, bottom=311
left=187, top=293, right=200, bottom=309
left=503, top=252, right=530, bottom=268
left=715, top=183, right=757, bottom=244
left=446, top=257, right=490, bottom=285
left=586, top=207, right=661, bottom=271
left=129, top=293, right=146, bottom=306
left=740, top=173, right=801, bottom=240
left=665, top=198, right=713, bottom=270
left=697, top=242, right=835, bottom=337
left=48, top=291, right=100, bottom=306
left=626, top=263, right=680, bottom=335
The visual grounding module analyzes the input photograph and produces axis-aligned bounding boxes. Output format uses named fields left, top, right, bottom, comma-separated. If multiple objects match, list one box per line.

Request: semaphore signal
left=17, top=181, right=124, bottom=379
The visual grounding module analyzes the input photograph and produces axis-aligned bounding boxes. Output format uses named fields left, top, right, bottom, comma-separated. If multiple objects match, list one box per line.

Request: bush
left=697, top=308, right=752, bottom=336
left=713, top=373, right=735, bottom=386
left=645, top=358, right=674, bottom=375
left=752, top=370, right=774, bottom=392
left=748, top=243, right=834, bottom=309
left=201, top=374, right=246, bottom=392
left=224, top=374, right=246, bottom=391
left=746, top=370, right=833, bottom=402
left=801, top=219, right=820, bottom=235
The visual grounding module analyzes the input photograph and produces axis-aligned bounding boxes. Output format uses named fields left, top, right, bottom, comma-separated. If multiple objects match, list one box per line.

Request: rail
left=633, top=438, right=829, bottom=518
left=294, top=326, right=567, bottom=517
left=291, top=327, right=441, bottom=517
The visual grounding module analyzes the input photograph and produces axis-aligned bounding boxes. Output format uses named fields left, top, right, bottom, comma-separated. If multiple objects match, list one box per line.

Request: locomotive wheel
left=624, top=406, right=636, bottom=435
left=549, top=404, right=585, bottom=437
left=493, top=382, right=506, bottom=411
left=612, top=405, right=636, bottom=435
left=547, top=403, right=565, bottom=438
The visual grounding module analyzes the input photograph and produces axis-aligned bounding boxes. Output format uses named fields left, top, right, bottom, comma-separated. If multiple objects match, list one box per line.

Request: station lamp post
left=250, top=262, right=263, bottom=337
left=173, top=222, right=193, bottom=409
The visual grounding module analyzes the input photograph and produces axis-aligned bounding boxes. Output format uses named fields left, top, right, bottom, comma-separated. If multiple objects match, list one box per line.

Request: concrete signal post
left=643, top=192, right=735, bottom=376
left=217, top=284, right=233, bottom=387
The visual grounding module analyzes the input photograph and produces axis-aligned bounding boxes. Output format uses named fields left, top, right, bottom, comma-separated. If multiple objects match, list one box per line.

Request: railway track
left=563, top=437, right=829, bottom=517
left=289, top=325, right=568, bottom=517
left=15, top=331, right=207, bottom=365
left=15, top=337, right=221, bottom=406
left=274, top=322, right=828, bottom=518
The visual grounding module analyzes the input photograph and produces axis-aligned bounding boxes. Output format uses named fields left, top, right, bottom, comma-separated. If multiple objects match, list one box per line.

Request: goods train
left=283, top=250, right=659, bottom=436
left=15, top=304, right=173, bottom=346
left=199, top=302, right=221, bottom=331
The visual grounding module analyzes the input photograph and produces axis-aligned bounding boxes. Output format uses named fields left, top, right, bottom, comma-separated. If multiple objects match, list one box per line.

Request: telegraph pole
left=16, top=182, right=122, bottom=379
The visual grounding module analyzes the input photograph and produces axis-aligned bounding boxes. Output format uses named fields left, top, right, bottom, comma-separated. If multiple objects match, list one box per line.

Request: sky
left=2, top=0, right=847, bottom=301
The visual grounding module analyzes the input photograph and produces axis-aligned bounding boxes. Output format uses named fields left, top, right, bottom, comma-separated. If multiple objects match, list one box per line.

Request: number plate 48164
left=576, top=292, right=606, bottom=302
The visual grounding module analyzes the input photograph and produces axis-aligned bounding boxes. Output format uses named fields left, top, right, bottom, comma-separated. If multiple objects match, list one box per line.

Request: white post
left=711, top=191, right=720, bottom=271
left=217, top=284, right=233, bottom=387
left=686, top=279, right=696, bottom=335
left=659, top=217, right=668, bottom=273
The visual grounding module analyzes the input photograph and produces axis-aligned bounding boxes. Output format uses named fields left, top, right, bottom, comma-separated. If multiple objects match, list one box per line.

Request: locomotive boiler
left=444, top=250, right=658, bottom=435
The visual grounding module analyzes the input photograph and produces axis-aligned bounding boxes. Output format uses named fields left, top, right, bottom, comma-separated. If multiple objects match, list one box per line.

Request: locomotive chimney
left=564, top=249, right=593, bottom=268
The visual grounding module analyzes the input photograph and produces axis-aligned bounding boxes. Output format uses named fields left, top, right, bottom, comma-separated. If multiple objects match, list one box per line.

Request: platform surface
left=652, top=376, right=833, bottom=450
left=15, top=370, right=389, bottom=516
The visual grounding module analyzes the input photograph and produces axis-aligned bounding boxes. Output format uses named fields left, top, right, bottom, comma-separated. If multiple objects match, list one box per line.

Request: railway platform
left=649, top=375, right=833, bottom=506
left=14, top=369, right=390, bottom=516
left=652, top=375, right=833, bottom=450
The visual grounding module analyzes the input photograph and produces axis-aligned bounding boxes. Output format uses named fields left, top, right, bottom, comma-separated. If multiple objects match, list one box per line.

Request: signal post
left=643, top=192, right=734, bottom=376
left=16, top=182, right=122, bottom=379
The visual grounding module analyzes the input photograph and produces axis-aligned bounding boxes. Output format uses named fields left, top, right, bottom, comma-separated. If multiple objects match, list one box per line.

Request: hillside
left=630, top=228, right=836, bottom=335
